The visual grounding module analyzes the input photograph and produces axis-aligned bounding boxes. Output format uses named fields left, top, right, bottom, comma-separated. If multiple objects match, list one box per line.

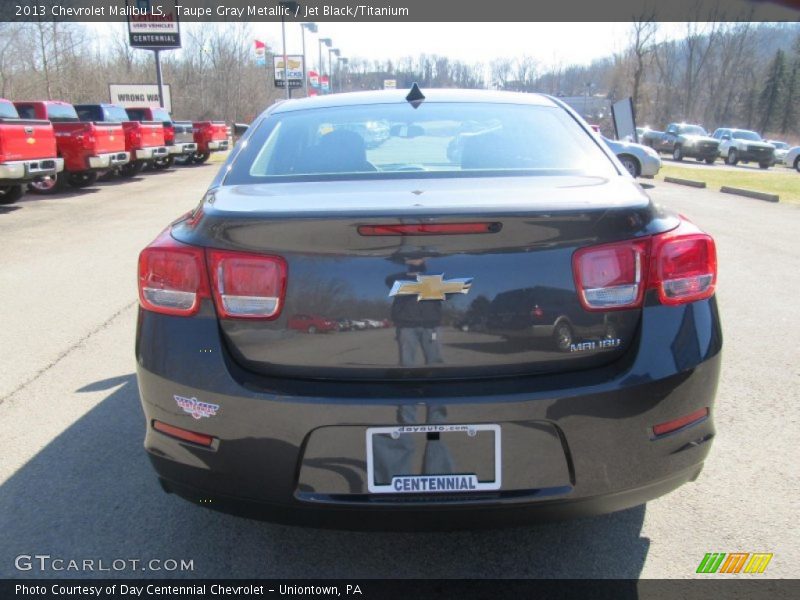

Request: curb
left=664, top=176, right=706, bottom=188
left=720, top=186, right=779, bottom=203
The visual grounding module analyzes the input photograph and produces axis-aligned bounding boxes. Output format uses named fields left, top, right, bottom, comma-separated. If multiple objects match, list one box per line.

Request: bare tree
left=628, top=16, right=657, bottom=117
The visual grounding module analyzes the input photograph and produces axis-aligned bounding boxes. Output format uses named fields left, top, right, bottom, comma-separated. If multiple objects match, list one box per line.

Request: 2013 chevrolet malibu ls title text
left=135, top=88, right=721, bottom=529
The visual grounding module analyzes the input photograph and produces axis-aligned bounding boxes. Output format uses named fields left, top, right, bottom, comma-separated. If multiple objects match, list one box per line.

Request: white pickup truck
left=711, top=128, right=775, bottom=169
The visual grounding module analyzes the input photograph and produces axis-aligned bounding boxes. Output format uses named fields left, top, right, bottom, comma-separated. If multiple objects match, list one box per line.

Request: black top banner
left=2, top=0, right=799, bottom=22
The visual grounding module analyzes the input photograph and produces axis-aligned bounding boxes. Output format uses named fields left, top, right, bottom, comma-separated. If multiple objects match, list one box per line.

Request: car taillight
left=572, top=219, right=717, bottom=311
left=165, top=125, right=175, bottom=144
left=573, top=240, right=647, bottom=311
left=649, top=223, right=716, bottom=305
left=207, top=250, right=287, bottom=319
left=138, top=230, right=209, bottom=316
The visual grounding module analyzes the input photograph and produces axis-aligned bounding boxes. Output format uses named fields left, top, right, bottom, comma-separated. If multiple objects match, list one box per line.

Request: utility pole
left=319, top=37, right=332, bottom=93
left=301, top=22, right=318, bottom=97
left=154, top=49, right=164, bottom=107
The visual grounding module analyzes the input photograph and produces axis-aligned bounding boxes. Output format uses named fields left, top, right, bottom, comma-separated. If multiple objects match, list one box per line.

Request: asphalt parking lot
left=1, top=165, right=798, bottom=579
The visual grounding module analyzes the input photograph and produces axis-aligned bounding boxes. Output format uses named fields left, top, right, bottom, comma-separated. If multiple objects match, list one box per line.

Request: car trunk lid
left=173, top=176, right=673, bottom=381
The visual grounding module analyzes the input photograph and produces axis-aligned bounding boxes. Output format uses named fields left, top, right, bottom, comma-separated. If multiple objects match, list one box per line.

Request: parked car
left=602, top=136, right=661, bottom=177
left=766, top=140, right=790, bottom=164
left=287, top=314, right=337, bottom=334
left=711, top=128, right=775, bottom=168
left=485, top=287, right=619, bottom=352
left=191, top=121, right=229, bottom=163
left=782, top=145, right=800, bottom=171
left=136, top=88, right=720, bottom=529
left=74, top=104, right=167, bottom=178
left=0, top=98, right=63, bottom=204
left=644, top=123, right=720, bottom=163
left=125, top=107, right=198, bottom=169
left=14, top=100, right=129, bottom=193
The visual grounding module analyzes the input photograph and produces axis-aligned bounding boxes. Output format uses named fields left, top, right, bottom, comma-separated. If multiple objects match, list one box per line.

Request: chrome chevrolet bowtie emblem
left=389, top=274, right=473, bottom=301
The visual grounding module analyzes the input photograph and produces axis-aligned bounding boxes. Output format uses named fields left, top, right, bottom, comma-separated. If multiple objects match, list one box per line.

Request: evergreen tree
left=780, top=36, right=800, bottom=135
left=758, top=49, right=786, bottom=134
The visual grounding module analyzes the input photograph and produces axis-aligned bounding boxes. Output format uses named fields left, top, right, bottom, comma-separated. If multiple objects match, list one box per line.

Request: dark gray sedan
left=136, top=88, right=721, bottom=529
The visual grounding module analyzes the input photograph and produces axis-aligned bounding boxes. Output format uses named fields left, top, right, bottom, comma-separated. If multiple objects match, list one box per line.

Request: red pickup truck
left=125, top=106, right=197, bottom=169
left=14, top=101, right=129, bottom=193
left=75, top=104, right=168, bottom=177
left=192, top=121, right=229, bottom=163
left=0, top=99, right=63, bottom=204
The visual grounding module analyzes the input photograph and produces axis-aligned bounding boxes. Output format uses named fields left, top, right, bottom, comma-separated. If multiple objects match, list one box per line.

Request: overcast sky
left=250, top=22, right=690, bottom=71
left=93, top=21, right=697, bottom=72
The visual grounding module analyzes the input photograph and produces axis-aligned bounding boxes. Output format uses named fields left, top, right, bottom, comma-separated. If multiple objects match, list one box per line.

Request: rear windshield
left=225, top=102, right=617, bottom=184
left=104, top=105, right=130, bottom=122
left=149, top=108, right=172, bottom=122
left=46, top=104, right=80, bottom=122
left=732, top=130, right=761, bottom=141
left=0, top=102, right=19, bottom=118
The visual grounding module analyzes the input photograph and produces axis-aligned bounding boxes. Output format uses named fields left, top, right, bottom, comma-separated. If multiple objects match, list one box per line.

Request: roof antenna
left=406, top=82, right=425, bottom=109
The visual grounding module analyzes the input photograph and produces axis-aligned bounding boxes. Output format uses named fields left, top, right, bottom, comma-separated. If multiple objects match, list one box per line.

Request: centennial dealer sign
left=126, top=0, right=181, bottom=49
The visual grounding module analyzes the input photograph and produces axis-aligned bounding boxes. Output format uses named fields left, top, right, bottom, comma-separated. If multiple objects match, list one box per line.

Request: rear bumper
left=156, top=462, right=704, bottom=530
left=135, top=146, right=169, bottom=161
left=87, top=152, right=129, bottom=169
left=168, top=142, right=198, bottom=155
left=136, top=295, right=722, bottom=529
left=0, top=157, right=63, bottom=182
left=206, top=140, right=229, bottom=152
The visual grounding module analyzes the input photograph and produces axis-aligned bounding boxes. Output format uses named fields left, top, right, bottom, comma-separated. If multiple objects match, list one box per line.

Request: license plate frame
left=365, top=423, right=502, bottom=494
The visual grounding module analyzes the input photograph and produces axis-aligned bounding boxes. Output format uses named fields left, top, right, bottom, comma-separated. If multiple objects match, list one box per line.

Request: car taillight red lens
left=207, top=250, right=287, bottom=319
left=650, top=228, right=716, bottom=305
left=573, top=219, right=717, bottom=311
left=138, top=230, right=209, bottom=316
left=573, top=240, right=646, bottom=311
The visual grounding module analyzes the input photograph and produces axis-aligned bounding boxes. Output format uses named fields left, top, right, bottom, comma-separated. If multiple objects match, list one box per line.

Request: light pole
left=584, top=81, right=593, bottom=119
left=338, top=57, right=348, bottom=92
left=301, top=22, right=317, bottom=97
left=278, top=1, right=298, bottom=100
left=319, top=37, right=331, bottom=93
left=329, top=48, right=339, bottom=93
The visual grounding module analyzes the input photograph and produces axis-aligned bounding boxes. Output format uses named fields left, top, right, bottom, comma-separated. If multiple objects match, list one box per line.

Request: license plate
left=366, top=424, right=501, bottom=494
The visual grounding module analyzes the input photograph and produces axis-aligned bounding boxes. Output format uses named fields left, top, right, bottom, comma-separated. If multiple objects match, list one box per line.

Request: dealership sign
left=126, top=0, right=181, bottom=49
left=109, top=84, right=172, bottom=112
left=274, top=55, right=304, bottom=89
